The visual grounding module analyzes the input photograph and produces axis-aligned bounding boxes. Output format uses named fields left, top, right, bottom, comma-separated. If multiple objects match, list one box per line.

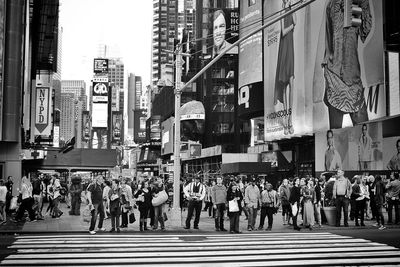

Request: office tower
left=60, top=93, right=75, bottom=145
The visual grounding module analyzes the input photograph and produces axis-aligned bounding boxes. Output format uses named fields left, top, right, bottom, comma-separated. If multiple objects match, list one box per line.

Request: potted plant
left=322, top=173, right=337, bottom=226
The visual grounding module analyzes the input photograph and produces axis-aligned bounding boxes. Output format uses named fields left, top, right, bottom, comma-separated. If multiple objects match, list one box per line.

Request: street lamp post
left=171, top=44, right=183, bottom=224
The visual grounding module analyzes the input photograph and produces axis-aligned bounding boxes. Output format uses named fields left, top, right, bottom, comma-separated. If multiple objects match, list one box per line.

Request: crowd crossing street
left=0, top=232, right=400, bottom=266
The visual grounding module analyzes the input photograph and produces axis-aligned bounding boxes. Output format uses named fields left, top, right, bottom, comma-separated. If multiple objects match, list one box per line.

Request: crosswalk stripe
left=2, top=232, right=399, bottom=266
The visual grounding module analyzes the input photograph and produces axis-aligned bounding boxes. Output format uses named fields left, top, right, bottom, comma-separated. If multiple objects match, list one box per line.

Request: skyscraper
left=108, top=58, right=125, bottom=113
left=127, top=73, right=142, bottom=138
left=60, top=93, right=75, bottom=145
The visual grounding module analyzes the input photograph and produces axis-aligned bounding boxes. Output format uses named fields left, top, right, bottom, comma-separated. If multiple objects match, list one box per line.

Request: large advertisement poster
left=312, top=0, right=385, bottom=131
left=92, top=81, right=109, bottom=103
left=111, top=111, right=123, bottom=144
left=263, top=0, right=385, bottom=141
left=264, top=0, right=312, bottom=140
left=92, top=103, right=108, bottom=128
left=208, top=8, right=239, bottom=58
left=315, top=122, right=383, bottom=172
left=133, top=109, right=146, bottom=144
left=238, top=0, right=264, bottom=118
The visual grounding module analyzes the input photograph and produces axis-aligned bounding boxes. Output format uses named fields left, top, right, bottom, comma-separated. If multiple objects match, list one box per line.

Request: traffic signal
left=60, top=136, right=75, bottom=153
left=344, top=0, right=362, bottom=28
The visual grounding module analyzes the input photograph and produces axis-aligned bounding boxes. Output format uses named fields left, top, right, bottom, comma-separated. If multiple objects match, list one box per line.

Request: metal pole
left=171, top=44, right=182, bottom=223
left=180, top=0, right=317, bottom=92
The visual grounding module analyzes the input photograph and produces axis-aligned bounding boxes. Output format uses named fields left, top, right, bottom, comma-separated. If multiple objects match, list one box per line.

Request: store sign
left=92, top=82, right=109, bottom=103
left=35, top=87, right=51, bottom=134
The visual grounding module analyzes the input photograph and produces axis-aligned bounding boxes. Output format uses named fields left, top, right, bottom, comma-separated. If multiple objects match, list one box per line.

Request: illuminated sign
left=35, top=87, right=51, bottom=134
left=93, top=58, right=109, bottom=73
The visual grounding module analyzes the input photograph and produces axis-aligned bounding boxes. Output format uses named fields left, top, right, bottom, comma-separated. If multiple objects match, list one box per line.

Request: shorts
left=282, top=203, right=291, bottom=216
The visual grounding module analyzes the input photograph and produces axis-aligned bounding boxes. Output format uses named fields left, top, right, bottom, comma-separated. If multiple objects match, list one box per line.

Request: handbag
left=152, top=190, right=168, bottom=207
left=129, top=212, right=136, bottom=224
left=228, top=199, right=239, bottom=212
left=291, top=203, right=298, bottom=216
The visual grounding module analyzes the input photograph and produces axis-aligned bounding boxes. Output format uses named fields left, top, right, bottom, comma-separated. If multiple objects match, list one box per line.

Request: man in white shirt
left=184, top=176, right=206, bottom=229
left=0, top=180, right=7, bottom=223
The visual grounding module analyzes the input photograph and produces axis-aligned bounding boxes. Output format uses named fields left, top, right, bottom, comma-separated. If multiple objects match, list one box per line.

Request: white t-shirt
left=0, top=185, right=7, bottom=202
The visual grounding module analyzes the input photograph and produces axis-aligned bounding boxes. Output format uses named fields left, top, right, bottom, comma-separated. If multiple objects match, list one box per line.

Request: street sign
left=35, top=87, right=51, bottom=135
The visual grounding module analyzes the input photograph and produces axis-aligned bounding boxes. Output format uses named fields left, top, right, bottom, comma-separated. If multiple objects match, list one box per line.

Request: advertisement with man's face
left=262, top=0, right=385, bottom=142
left=315, top=121, right=383, bottom=172
left=209, top=8, right=239, bottom=58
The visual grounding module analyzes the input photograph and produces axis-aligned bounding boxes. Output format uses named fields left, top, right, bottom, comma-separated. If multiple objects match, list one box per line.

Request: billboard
left=238, top=0, right=264, bottom=119
left=312, top=0, right=385, bottom=131
left=34, top=87, right=53, bottom=136
left=93, top=58, right=109, bottom=73
left=133, top=109, right=147, bottom=144
left=111, top=111, right=123, bottom=144
left=147, top=115, right=161, bottom=142
left=161, top=117, right=174, bottom=156
left=92, top=103, right=108, bottom=128
left=208, top=8, right=239, bottom=58
left=91, top=128, right=108, bottom=149
left=262, top=0, right=385, bottom=141
left=92, top=81, right=109, bottom=103
left=82, top=111, right=91, bottom=141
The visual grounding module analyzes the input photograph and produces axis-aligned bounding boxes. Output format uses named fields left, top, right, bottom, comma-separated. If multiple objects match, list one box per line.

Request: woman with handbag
left=134, top=180, right=152, bottom=231
left=227, top=182, right=243, bottom=234
left=120, top=178, right=133, bottom=228
left=108, top=179, right=121, bottom=232
left=151, top=182, right=167, bottom=231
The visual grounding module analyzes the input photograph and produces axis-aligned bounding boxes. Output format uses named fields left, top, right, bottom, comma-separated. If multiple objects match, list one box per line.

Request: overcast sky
left=59, top=0, right=152, bottom=86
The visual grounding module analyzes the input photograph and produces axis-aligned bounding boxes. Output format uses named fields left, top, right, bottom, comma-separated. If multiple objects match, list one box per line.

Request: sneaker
left=372, top=223, right=379, bottom=227
left=220, top=228, right=227, bottom=232
left=247, top=227, right=252, bottom=231
left=89, top=230, right=96, bottom=235
left=184, top=226, right=190, bottom=230
left=194, top=226, right=199, bottom=230
left=117, top=228, right=120, bottom=233
left=98, top=228, right=106, bottom=231
left=109, top=228, right=115, bottom=232
left=378, top=225, right=386, bottom=230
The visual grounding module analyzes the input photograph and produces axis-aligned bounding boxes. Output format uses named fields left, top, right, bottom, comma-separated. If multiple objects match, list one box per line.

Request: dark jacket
left=108, top=187, right=121, bottom=214
left=374, top=180, right=385, bottom=206
left=315, top=185, right=322, bottom=203
left=134, top=189, right=152, bottom=208
left=69, top=183, right=83, bottom=197
left=289, top=186, right=301, bottom=205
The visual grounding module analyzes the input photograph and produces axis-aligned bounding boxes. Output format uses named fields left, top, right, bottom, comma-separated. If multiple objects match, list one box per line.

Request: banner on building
left=92, top=81, right=109, bottom=103
left=312, top=0, right=385, bottom=131
left=161, top=117, right=174, bottom=156
left=316, top=115, right=400, bottom=172
left=263, top=0, right=385, bottom=141
left=92, top=103, right=108, bottom=128
left=34, top=87, right=53, bottom=136
left=93, top=58, right=109, bottom=74
left=208, top=8, right=239, bottom=58
left=134, top=109, right=147, bottom=144
left=238, top=0, right=263, bottom=119
left=147, top=115, right=161, bottom=142
left=111, top=111, right=123, bottom=144
left=82, top=111, right=91, bottom=141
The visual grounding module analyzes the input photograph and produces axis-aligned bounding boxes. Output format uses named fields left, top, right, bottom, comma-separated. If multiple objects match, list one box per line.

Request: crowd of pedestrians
left=0, top=170, right=399, bottom=234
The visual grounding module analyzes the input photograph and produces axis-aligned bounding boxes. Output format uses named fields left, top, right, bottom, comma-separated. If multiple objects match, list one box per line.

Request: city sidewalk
left=0, top=202, right=398, bottom=234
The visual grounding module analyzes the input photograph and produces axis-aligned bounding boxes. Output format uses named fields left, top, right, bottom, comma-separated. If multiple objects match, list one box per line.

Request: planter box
left=322, top=206, right=337, bottom=226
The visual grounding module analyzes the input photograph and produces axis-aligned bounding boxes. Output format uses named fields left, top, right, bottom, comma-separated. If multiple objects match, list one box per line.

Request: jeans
left=335, top=196, right=350, bottom=226
left=376, top=204, right=385, bottom=226
left=70, top=195, right=81, bottom=215
left=186, top=200, right=202, bottom=228
left=89, top=202, right=105, bottom=231
left=33, top=194, right=43, bottom=218
left=259, top=206, right=274, bottom=229
left=229, top=211, right=240, bottom=232
left=314, top=202, right=322, bottom=225
left=110, top=209, right=120, bottom=230
left=15, top=197, right=35, bottom=221
left=153, top=204, right=165, bottom=229
left=52, top=197, right=62, bottom=217
left=387, top=198, right=399, bottom=223
left=214, top=203, right=226, bottom=230
left=355, top=199, right=366, bottom=224
left=247, top=206, right=258, bottom=229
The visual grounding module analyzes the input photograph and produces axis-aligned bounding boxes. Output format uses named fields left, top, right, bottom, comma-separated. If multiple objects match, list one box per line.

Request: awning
left=221, top=162, right=271, bottom=174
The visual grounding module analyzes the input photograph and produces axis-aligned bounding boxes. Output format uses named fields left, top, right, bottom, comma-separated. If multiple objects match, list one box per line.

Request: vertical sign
left=35, top=87, right=51, bottom=135
left=111, top=111, right=123, bottom=144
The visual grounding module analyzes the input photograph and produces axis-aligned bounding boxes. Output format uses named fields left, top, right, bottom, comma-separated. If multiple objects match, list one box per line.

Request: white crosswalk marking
left=1, top=232, right=400, bottom=266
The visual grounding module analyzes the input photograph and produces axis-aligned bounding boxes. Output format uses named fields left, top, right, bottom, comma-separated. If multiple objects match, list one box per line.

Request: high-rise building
left=108, top=58, right=125, bottom=113
left=127, top=73, right=142, bottom=137
left=60, top=93, right=75, bottom=145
